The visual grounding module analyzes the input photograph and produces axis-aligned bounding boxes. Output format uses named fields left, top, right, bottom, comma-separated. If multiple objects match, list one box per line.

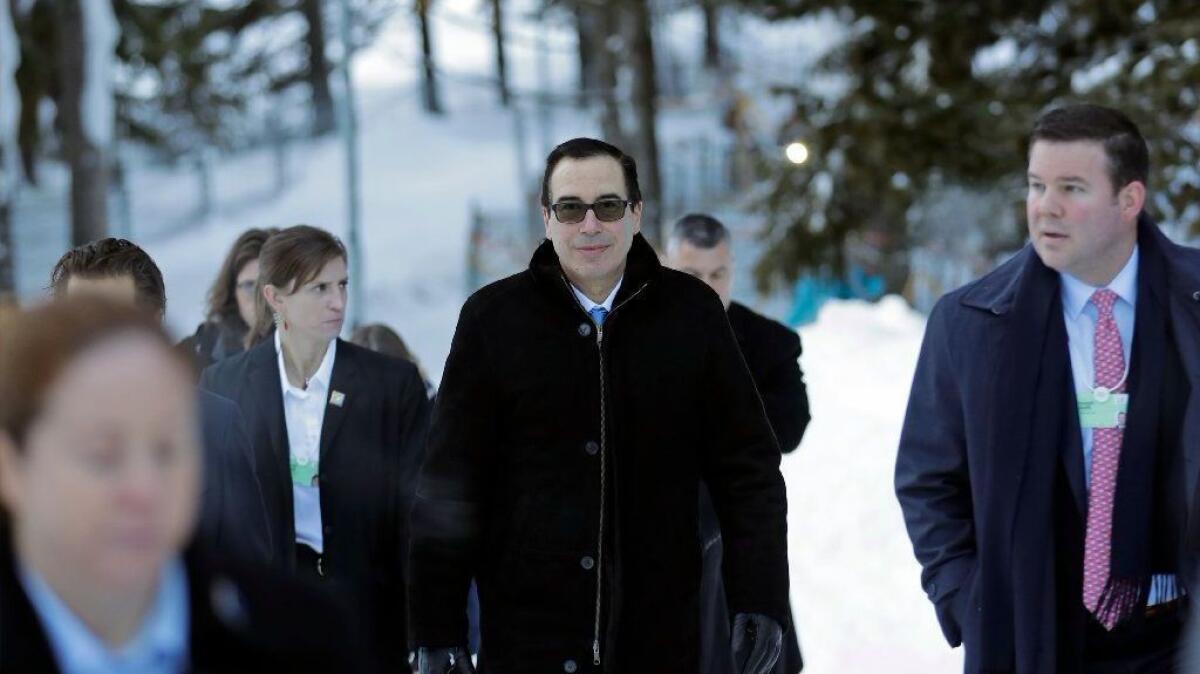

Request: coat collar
left=246, top=334, right=357, bottom=465
left=528, top=233, right=662, bottom=309
left=960, top=213, right=1200, bottom=317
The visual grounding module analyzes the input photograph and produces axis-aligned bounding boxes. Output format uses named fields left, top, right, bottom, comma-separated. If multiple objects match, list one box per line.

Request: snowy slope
left=787, top=297, right=961, bottom=673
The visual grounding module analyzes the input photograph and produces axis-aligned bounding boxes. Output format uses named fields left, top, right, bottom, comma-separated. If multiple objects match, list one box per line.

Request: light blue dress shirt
left=1060, top=245, right=1177, bottom=605
left=570, top=277, right=623, bottom=316
left=18, top=558, right=190, bottom=674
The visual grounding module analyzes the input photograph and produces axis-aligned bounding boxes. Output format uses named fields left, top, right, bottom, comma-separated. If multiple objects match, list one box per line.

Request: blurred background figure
left=182, top=227, right=279, bottom=372
left=349, top=322, right=435, bottom=398
left=49, top=237, right=272, bottom=567
left=0, top=297, right=367, bottom=672
left=665, top=213, right=808, bottom=674
left=200, top=225, right=431, bottom=670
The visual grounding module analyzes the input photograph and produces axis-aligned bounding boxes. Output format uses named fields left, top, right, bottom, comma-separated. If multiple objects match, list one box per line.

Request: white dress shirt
left=276, top=330, right=337, bottom=553
left=1060, top=245, right=1176, bottom=604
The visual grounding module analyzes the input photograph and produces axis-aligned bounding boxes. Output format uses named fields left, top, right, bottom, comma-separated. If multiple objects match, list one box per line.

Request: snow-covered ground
left=788, top=297, right=961, bottom=673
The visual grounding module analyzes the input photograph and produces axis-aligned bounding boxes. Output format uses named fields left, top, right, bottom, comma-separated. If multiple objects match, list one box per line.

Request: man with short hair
left=410, top=138, right=791, bottom=674
left=896, top=104, right=1200, bottom=673
left=50, top=238, right=273, bottom=567
left=666, top=213, right=808, bottom=674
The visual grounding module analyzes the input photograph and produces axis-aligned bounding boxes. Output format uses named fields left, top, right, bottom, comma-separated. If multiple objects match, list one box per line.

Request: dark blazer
left=728, top=301, right=811, bottom=453
left=0, top=538, right=372, bottom=673
left=895, top=218, right=1200, bottom=673
left=196, top=389, right=272, bottom=566
left=409, top=234, right=790, bottom=673
left=199, top=337, right=430, bottom=665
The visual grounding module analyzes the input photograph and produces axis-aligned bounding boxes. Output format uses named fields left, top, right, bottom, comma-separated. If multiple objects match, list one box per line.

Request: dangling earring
left=273, top=312, right=287, bottom=332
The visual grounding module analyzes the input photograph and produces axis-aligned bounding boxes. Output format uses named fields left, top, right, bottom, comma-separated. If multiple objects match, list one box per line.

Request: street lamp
left=785, top=141, right=810, bottom=165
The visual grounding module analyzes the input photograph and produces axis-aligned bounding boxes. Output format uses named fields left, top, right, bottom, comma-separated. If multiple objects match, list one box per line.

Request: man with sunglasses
left=410, top=138, right=791, bottom=674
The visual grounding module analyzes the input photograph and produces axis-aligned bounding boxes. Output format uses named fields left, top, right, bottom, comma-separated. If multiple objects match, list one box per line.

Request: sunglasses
left=550, top=199, right=631, bottom=224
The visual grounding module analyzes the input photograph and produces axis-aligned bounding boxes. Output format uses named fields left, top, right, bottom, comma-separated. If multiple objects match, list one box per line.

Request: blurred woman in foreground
left=0, top=298, right=368, bottom=673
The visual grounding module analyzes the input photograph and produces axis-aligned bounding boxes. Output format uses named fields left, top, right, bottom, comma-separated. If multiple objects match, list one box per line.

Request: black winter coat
left=409, top=234, right=790, bottom=673
left=727, top=302, right=810, bottom=454
left=200, top=337, right=430, bottom=666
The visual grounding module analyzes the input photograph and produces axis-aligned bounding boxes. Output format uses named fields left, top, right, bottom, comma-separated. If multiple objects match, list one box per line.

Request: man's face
left=666, top=239, right=733, bottom=309
left=1026, top=140, right=1143, bottom=286
left=64, top=275, right=139, bottom=308
left=543, top=155, right=641, bottom=293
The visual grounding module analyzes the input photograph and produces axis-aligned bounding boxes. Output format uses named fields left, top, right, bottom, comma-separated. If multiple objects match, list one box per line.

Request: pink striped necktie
left=1081, top=288, right=1128, bottom=630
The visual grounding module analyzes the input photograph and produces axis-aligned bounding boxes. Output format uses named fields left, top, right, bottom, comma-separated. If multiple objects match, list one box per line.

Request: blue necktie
left=589, top=307, right=608, bottom=326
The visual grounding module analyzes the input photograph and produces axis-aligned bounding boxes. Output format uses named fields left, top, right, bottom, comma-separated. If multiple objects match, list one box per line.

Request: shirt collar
left=18, top=557, right=190, bottom=674
left=1060, top=244, right=1139, bottom=319
left=275, top=330, right=337, bottom=394
left=570, top=277, right=623, bottom=313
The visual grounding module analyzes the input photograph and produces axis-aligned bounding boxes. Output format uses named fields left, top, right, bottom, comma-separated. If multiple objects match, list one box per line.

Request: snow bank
left=785, top=296, right=962, bottom=673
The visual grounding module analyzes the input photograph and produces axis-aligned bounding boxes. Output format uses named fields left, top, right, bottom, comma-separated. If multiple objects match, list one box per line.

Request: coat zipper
left=566, top=279, right=648, bottom=667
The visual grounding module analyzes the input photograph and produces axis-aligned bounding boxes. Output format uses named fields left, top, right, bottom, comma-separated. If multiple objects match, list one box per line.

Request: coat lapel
left=247, top=339, right=288, bottom=468
left=319, top=340, right=355, bottom=465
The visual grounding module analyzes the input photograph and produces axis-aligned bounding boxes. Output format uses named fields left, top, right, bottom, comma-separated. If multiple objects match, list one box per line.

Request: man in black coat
left=666, top=213, right=808, bottom=674
left=410, top=138, right=791, bottom=674
left=896, top=104, right=1200, bottom=673
left=49, top=239, right=273, bottom=566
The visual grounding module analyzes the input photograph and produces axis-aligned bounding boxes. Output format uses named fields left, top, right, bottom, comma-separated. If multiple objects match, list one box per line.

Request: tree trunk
left=1, top=0, right=18, bottom=298
left=56, top=0, right=110, bottom=245
left=573, top=2, right=597, bottom=107
left=595, top=3, right=623, bottom=146
left=626, top=0, right=662, bottom=248
left=701, top=0, right=720, bottom=70
left=416, top=0, right=442, bottom=115
left=489, top=0, right=509, bottom=106
left=301, top=0, right=335, bottom=135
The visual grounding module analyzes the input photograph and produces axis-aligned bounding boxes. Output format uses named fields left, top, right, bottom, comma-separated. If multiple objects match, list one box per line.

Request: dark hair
left=49, top=238, right=167, bottom=317
left=1030, top=104, right=1149, bottom=192
left=247, top=225, right=347, bottom=348
left=349, top=323, right=417, bottom=365
left=206, top=227, right=278, bottom=328
left=670, top=213, right=730, bottom=250
left=0, top=297, right=178, bottom=449
left=540, top=137, right=642, bottom=208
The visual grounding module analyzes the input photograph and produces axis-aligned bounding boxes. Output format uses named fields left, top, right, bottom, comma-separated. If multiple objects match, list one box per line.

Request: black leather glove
left=731, top=613, right=783, bottom=674
left=416, top=647, right=476, bottom=674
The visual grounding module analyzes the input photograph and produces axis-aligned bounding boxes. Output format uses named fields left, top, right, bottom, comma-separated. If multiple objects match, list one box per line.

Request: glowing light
left=785, top=142, right=810, bottom=165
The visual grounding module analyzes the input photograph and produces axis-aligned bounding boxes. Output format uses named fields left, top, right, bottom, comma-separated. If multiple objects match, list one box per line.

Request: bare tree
left=625, top=0, right=662, bottom=247
left=0, top=0, right=17, bottom=299
left=489, top=0, right=509, bottom=106
left=56, top=0, right=117, bottom=245
left=301, top=0, right=335, bottom=135
left=415, top=0, right=442, bottom=114
left=701, top=0, right=720, bottom=69
left=594, top=3, right=623, bottom=146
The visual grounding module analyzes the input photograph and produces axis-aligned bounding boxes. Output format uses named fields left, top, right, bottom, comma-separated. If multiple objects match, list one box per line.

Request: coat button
left=578, top=322, right=592, bottom=337
left=581, top=556, right=595, bottom=570
left=584, top=440, right=599, bottom=456
left=1192, top=290, right=1200, bottom=302
left=563, top=660, right=578, bottom=673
